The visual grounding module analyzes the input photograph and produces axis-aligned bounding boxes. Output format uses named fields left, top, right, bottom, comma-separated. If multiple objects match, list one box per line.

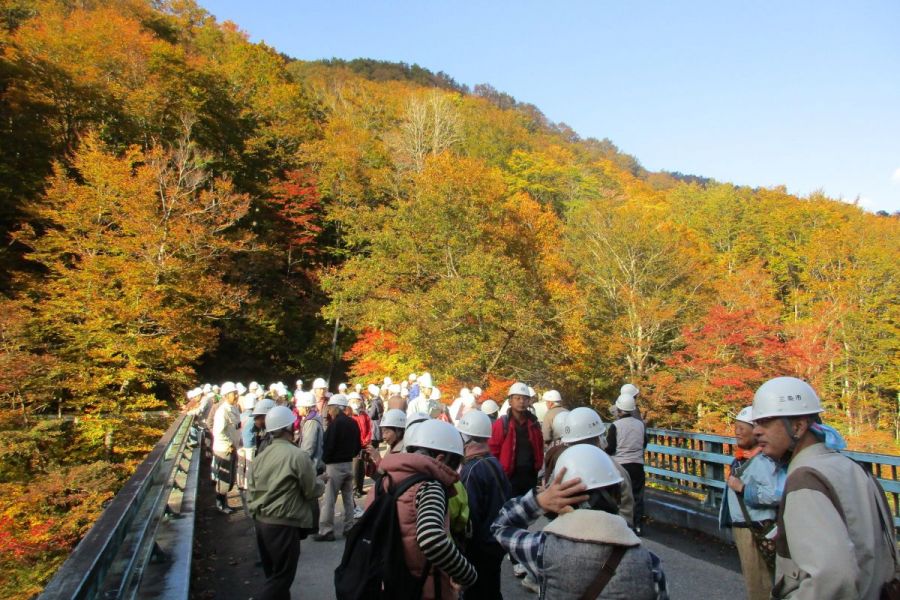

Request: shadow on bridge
left=189, top=455, right=747, bottom=600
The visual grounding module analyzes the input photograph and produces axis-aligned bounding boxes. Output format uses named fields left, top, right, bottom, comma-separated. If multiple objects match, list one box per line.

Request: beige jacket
left=774, top=442, right=896, bottom=599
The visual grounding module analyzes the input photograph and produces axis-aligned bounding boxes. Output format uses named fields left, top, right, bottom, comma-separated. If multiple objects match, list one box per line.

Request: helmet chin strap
left=780, top=416, right=805, bottom=462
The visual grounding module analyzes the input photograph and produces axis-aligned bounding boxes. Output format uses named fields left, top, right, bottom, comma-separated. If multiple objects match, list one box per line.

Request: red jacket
left=353, top=413, right=373, bottom=447
left=488, top=412, right=544, bottom=477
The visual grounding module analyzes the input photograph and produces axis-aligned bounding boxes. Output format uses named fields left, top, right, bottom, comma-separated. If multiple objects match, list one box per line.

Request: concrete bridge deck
left=190, top=463, right=747, bottom=600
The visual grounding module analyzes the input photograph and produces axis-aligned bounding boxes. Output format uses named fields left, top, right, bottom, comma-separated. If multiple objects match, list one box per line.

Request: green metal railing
left=646, top=428, right=900, bottom=530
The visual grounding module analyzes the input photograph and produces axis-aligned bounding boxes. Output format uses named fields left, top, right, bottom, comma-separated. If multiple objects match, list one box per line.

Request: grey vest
left=612, top=416, right=645, bottom=465
left=539, top=510, right=657, bottom=600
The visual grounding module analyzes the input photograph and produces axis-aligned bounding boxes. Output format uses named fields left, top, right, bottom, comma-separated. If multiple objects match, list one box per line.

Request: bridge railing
left=39, top=413, right=200, bottom=600
left=645, top=427, right=900, bottom=531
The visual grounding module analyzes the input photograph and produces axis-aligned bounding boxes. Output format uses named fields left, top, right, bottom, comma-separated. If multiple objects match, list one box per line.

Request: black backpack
left=334, top=471, right=436, bottom=600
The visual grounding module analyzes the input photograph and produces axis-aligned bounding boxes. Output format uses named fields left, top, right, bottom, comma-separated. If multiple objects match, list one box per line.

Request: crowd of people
left=183, top=373, right=898, bottom=600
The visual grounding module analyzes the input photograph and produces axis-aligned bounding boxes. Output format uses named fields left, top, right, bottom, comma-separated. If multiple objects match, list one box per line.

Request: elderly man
left=719, top=406, right=785, bottom=600
left=752, top=377, right=897, bottom=599
left=540, top=389, right=565, bottom=445
left=212, top=381, right=242, bottom=514
left=249, top=405, right=324, bottom=600
left=314, top=394, right=361, bottom=542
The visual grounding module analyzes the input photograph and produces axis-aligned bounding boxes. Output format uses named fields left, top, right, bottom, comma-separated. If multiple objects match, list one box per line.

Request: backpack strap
left=776, top=466, right=845, bottom=560
left=578, top=545, right=627, bottom=600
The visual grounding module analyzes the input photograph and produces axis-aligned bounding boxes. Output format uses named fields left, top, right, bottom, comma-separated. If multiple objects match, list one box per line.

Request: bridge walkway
left=190, top=458, right=747, bottom=600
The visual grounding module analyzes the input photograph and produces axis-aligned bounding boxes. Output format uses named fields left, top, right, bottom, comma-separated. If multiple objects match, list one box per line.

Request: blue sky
left=200, top=1, right=900, bottom=213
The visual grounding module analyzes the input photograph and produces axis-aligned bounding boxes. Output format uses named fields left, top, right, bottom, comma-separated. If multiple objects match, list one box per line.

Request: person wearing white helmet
left=248, top=405, right=325, bottom=600
left=752, top=377, right=896, bottom=600
left=348, top=392, right=374, bottom=497
left=487, top=382, right=544, bottom=579
left=448, top=388, right=471, bottom=426
left=314, top=394, right=362, bottom=542
left=236, top=392, right=259, bottom=490
left=406, top=372, right=435, bottom=416
left=293, top=379, right=302, bottom=393
left=717, top=406, right=785, bottom=600
left=492, top=444, right=667, bottom=599
left=479, top=399, right=500, bottom=423
left=370, top=419, right=477, bottom=597
left=366, top=408, right=407, bottom=466
left=294, top=392, right=324, bottom=476
left=407, top=372, right=420, bottom=401
left=457, top=410, right=511, bottom=599
left=541, top=407, right=635, bottom=528
left=249, top=399, right=277, bottom=456
left=607, top=391, right=648, bottom=534
left=211, top=381, right=242, bottom=514
left=540, top=389, right=566, bottom=444
left=312, top=377, right=329, bottom=415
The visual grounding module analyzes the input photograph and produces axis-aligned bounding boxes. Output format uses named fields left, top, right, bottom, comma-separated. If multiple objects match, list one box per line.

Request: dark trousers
left=463, top=542, right=505, bottom=599
left=507, top=467, right=537, bottom=567
left=352, top=454, right=365, bottom=495
left=255, top=521, right=301, bottom=600
left=623, top=462, right=646, bottom=527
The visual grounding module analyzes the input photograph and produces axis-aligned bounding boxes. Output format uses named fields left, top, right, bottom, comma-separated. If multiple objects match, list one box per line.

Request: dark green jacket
left=249, top=438, right=324, bottom=528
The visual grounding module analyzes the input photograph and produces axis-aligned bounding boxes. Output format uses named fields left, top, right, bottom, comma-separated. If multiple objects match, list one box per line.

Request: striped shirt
left=414, top=481, right=478, bottom=587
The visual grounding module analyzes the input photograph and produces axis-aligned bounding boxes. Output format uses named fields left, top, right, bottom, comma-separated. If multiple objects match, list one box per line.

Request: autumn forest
left=0, top=0, right=897, bottom=594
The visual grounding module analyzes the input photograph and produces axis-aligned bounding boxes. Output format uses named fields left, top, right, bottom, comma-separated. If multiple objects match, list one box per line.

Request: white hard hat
left=462, top=394, right=476, bottom=408
left=381, top=409, right=407, bottom=429
left=480, top=399, right=500, bottom=415
left=294, top=379, right=302, bottom=388
left=327, top=393, right=349, bottom=407
left=265, top=405, right=296, bottom=433
left=203, top=383, right=212, bottom=393
left=561, top=406, right=606, bottom=444
left=614, top=394, right=637, bottom=412
left=240, top=393, right=256, bottom=411
left=418, top=372, right=433, bottom=388
left=551, top=409, right=571, bottom=440
left=252, top=398, right=276, bottom=416
left=620, top=383, right=640, bottom=398
left=312, top=377, right=328, bottom=390
left=401, top=388, right=409, bottom=398
left=507, top=382, right=530, bottom=398
left=249, top=381, right=260, bottom=391
left=367, top=384, right=381, bottom=397
left=431, top=387, right=442, bottom=401
left=460, top=387, right=471, bottom=398
left=553, top=444, right=623, bottom=490
left=735, top=406, right=754, bottom=425
left=456, top=410, right=493, bottom=438
left=388, top=383, right=401, bottom=395
left=236, top=382, right=247, bottom=395
left=383, top=377, right=392, bottom=386
left=408, top=373, right=417, bottom=382
left=542, top=390, right=562, bottom=404
left=405, top=419, right=463, bottom=457
left=295, top=391, right=316, bottom=408
left=338, top=383, right=348, bottom=393
left=752, top=377, right=823, bottom=420
left=348, top=391, right=362, bottom=401
left=212, top=385, right=220, bottom=393
left=406, top=412, right=430, bottom=430
left=355, top=383, right=362, bottom=393
left=472, top=386, right=483, bottom=397
left=220, top=381, right=238, bottom=396
left=186, top=388, right=201, bottom=400
left=527, top=386, right=536, bottom=398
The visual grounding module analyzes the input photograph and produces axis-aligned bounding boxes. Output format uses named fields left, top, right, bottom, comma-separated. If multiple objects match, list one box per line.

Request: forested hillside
left=0, top=0, right=897, bottom=594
